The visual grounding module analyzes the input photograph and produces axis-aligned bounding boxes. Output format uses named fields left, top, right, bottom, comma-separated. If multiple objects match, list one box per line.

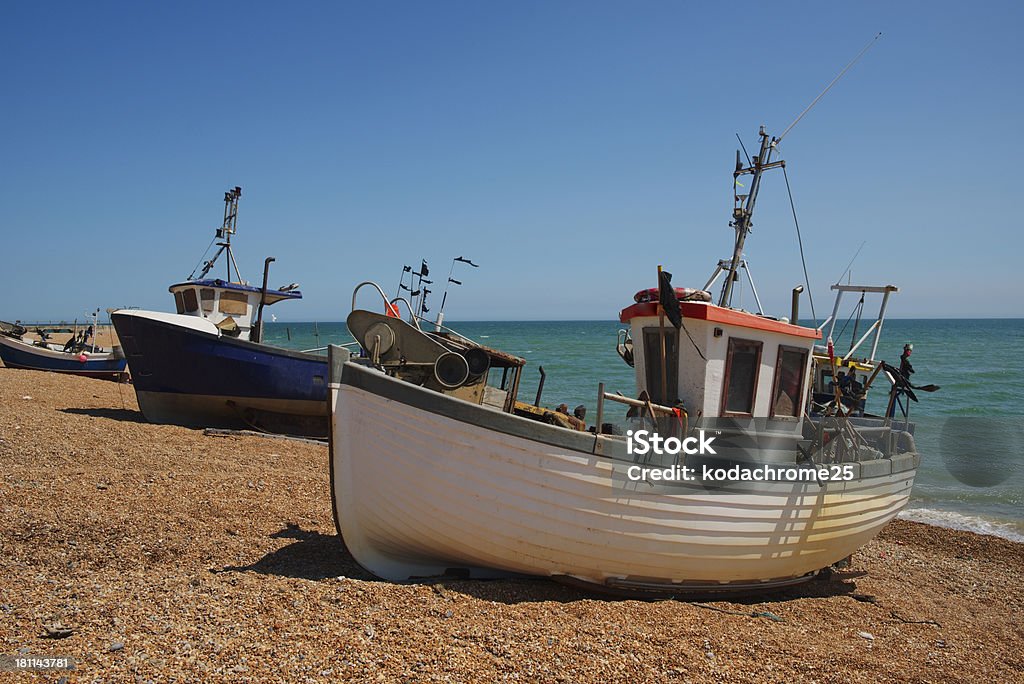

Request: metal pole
left=826, top=290, right=844, bottom=342
left=743, top=261, right=764, bottom=314
left=535, top=366, right=546, bottom=406
left=869, top=289, right=893, bottom=361
left=595, top=382, right=605, bottom=435
left=253, top=256, right=275, bottom=344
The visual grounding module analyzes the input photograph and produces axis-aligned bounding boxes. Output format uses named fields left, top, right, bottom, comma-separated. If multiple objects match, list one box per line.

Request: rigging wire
left=835, top=240, right=866, bottom=285
left=777, top=32, right=882, bottom=143
left=781, top=165, right=817, bottom=324
left=735, top=133, right=752, bottom=167
left=835, top=293, right=865, bottom=341
left=681, top=320, right=706, bottom=361
left=187, top=234, right=218, bottom=280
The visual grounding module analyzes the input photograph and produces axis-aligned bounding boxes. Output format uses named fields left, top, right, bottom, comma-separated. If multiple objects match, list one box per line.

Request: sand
left=1, top=368, right=1021, bottom=683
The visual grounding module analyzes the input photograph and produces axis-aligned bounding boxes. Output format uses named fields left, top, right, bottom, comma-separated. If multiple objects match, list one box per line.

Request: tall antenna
left=777, top=33, right=882, bottom=144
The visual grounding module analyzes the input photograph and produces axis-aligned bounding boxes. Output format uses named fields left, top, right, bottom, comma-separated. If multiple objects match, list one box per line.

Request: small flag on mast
left=658, top=270, right=682, bottom=329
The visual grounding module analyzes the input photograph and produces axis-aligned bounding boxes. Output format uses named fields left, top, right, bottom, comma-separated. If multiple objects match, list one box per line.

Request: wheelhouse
left=619, top=293, right=820, bottom=426
left=167, top=278, right=301, bottom=341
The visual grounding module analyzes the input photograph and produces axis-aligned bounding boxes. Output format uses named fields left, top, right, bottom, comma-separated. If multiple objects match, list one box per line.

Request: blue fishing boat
left=111, top=187, right=331, bottom=437
left=0, top=315, right=128, bottom=381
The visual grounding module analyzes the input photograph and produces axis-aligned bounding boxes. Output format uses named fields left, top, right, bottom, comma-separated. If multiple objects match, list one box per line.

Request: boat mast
left=718, top=127, right=784, bottom=308
left=195, top=186, right=243, bottom=282
left=220, top=186, right=242, bottom=282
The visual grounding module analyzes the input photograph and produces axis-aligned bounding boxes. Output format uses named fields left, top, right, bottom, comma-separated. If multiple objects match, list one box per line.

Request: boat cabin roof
left=168, top=278, right=302, bottom=306
left=620, top=299, right=820, bottom=340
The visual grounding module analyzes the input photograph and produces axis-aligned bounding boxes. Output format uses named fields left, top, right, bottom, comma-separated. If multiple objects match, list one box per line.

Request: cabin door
left=642, top=327, right=679, bottom=405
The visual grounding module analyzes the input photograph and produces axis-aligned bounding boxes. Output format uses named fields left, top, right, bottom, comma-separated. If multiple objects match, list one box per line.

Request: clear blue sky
left=3, top=1, right=1021, bottom=322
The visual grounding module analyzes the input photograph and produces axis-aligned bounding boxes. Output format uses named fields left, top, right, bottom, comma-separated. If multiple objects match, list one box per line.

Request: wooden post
left=656, top=266, right=668, bottom=408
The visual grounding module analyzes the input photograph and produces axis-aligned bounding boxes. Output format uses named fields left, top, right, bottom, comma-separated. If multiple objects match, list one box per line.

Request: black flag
left=402, top=265, right=412, bottom=273
left=420, top=260, right=429, bottom=277
left=455, top=256, right=479, bottom=267
left=448, top=278, right=462, bottom=285
left=659, top=270, right=682, bottom=328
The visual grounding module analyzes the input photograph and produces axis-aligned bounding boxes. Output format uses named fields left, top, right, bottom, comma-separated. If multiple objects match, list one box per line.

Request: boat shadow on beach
left=216, top=524, right=864, bottom=604
left=216, top=523, right=375, bottom=582
left=60, top=407, right=148, bottom=424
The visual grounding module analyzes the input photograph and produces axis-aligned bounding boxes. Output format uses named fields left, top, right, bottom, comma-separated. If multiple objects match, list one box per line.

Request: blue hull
left=0, top=337, right=127, bottom=380
left=111, top=312, right=329, bottom=437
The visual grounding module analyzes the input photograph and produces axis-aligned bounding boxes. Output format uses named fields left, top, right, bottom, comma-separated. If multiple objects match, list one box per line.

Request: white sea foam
left=898, top=507, right=1024, bottom=543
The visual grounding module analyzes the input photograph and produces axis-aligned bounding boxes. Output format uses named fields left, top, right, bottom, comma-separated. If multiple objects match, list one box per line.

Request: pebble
left=858, top=631, right=875, bottom=641
left=42, top=623, right=73, bottom=639
left=110, top=641, right=125, bottom=652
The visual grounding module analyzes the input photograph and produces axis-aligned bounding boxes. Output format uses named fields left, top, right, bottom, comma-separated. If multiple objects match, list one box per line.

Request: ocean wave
left=898, top=507, right=1024, bottom=543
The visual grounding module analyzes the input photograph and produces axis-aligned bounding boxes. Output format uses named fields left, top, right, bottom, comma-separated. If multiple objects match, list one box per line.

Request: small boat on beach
left=111, top=187, right=332, bottom=438
left=0, top=312, right=128, bottom=381
left=326, top=126, right=929, bottom=595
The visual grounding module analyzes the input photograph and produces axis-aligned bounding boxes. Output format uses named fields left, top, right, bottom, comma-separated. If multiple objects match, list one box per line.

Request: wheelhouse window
left=771, top=345, right=808, bottom=418
left=200, top=288, right=216, bottom=313
left=173, top=291, right=186, bottom=314
left=181, top=288, right=199, bottom=313
left=218, top=291, right=248, bottom=315
left=721, top=338, right=762, bottom=416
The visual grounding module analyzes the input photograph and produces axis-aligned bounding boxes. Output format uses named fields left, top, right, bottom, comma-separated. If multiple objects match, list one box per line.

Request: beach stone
left=109, top=641, right=125, bottom=652
left=42, top=623, right=73, bottom=639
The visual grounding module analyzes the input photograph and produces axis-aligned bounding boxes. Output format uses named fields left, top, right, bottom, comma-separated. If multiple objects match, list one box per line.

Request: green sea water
left=262, top=318, right=1024, bottom=542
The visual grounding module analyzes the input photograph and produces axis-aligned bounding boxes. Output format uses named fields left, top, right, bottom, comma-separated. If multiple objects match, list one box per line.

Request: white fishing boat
left=326, top=124, right=927, bottom=595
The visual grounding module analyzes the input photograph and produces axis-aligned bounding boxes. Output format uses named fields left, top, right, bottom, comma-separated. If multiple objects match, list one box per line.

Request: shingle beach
left=1, top=368, right=1021, bottom=683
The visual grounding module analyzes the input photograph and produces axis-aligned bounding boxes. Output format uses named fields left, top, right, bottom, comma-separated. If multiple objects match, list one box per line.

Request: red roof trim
left=619, top=301, right=821, bottom=340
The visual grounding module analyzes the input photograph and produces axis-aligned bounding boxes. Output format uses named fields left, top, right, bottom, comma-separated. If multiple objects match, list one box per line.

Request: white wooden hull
left=330, top=363, right=918, bottom=592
